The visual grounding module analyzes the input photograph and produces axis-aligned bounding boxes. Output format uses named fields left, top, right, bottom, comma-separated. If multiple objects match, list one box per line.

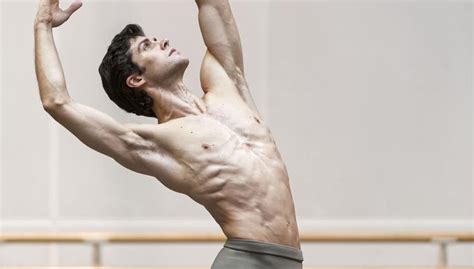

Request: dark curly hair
left=98, top=24, right=156, bottom=118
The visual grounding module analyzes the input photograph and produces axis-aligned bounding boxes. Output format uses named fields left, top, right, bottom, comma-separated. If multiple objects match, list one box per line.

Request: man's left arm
left=195, top=0, right=261, bottom=116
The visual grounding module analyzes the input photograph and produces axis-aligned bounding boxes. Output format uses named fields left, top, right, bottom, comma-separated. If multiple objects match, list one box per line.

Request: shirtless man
left=34, top=0, right=303, bottom=267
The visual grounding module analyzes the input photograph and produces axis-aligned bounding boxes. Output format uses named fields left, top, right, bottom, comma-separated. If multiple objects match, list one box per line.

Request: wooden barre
left=0, top=232, right=472, bottom=243
left=1, top=233, right=469, bottom=268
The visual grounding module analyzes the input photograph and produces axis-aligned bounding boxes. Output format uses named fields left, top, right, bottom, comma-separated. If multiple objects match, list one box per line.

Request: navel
left=202, top=143, right=210, bottom=150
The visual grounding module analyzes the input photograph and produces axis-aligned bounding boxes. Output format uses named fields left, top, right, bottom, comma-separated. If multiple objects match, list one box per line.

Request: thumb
left=65, top=0, right=82, bottom=16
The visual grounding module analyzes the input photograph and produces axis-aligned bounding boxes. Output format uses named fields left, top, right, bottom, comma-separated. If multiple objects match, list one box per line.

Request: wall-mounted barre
left=0, top=232, right=472, bottom=267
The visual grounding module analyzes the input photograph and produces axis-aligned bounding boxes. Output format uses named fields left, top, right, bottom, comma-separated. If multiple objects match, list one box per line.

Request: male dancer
left=34, top=0, right=303, bottom=267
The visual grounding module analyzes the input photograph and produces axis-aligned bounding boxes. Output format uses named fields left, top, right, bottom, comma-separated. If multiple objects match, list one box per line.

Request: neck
left=144, top=80, right=205, bottom=123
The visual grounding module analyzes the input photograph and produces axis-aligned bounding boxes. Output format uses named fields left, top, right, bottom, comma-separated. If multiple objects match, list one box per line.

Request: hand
left=35, top=0, right=82, bottom=28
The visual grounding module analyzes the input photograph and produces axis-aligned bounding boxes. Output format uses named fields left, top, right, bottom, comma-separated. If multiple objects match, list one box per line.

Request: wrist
left=34, top=19, right=53, bottom=30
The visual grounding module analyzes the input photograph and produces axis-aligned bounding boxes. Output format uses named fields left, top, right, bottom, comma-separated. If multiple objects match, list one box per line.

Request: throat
left=151, top=84, right=206, bottom=123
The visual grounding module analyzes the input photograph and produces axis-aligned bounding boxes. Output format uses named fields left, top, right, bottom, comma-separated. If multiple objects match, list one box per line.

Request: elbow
left=42, top=97, right=71, bottom=112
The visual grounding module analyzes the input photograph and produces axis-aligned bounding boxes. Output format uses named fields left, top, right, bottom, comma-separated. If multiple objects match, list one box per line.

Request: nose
left=160, top=38, right=169, bottom=50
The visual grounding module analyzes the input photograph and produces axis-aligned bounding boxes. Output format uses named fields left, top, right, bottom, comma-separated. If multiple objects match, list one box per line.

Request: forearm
left=34, top=22, right=71, bottom=106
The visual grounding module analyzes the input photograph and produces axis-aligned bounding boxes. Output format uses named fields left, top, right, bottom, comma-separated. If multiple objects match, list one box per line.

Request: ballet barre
left=0, top=232, right=472, bottom=267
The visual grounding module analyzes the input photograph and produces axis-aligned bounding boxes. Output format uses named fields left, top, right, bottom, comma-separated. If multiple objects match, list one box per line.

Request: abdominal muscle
left=193, top=169, right=302, bottom=249
left=158, top=115, right=301, bottom=249
left=186, top=150, right=301, bottom=249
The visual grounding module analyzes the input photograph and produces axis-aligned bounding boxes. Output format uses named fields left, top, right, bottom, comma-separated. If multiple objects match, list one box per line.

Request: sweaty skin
left=34, top=0, right=301, bottom=250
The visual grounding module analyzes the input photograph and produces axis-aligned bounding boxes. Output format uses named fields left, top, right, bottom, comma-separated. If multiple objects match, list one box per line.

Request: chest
left=146, top=97, right=285, bottom=194
left=156, top=101, right=272, bottom=165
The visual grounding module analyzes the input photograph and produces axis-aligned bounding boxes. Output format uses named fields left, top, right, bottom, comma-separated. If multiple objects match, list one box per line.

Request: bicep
left=45, top=102, right=154, bottom=174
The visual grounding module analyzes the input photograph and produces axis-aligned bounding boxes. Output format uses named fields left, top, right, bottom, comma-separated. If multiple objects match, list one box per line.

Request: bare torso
left=33, top=0, right=300, bottom=250
left=137, top=91, right=301, bottom=249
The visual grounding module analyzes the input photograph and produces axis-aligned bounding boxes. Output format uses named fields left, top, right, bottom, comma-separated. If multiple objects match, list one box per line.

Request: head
left=99, top=24, right=189, bottom=118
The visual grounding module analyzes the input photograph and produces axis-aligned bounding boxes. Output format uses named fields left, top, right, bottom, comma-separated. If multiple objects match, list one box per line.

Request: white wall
left=267, top=0, right=472, bottom=220
left=0, top=0, right=472, bottom=267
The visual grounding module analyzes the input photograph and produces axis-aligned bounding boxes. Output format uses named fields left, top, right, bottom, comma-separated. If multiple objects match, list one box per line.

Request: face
left=126, top=36, right=189, bottom=88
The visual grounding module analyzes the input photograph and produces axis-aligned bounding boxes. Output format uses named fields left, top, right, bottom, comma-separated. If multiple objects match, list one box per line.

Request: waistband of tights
left=224, top=239, right=304, bottom=262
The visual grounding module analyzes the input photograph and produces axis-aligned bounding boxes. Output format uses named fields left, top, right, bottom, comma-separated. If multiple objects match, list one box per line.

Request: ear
left=126, top=74, right=146, bottom=89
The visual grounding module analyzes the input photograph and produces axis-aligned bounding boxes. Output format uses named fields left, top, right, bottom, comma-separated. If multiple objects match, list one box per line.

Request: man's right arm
left=34, top=1, right=187, bottom=184
left=33, top=3, right=159, bottom=176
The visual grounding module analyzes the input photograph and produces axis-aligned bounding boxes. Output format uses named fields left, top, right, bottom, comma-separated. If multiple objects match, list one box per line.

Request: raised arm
left=195, top=0, right=261, bottom=116
left=33, top=0, right=156, bottom=175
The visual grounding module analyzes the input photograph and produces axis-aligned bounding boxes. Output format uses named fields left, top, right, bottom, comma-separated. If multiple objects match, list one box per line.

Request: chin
left=163, top=58, right=190, bottom=82
left=176, top=54, right=189, bottom=63
left=176, top=57, right=190, bottom=71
